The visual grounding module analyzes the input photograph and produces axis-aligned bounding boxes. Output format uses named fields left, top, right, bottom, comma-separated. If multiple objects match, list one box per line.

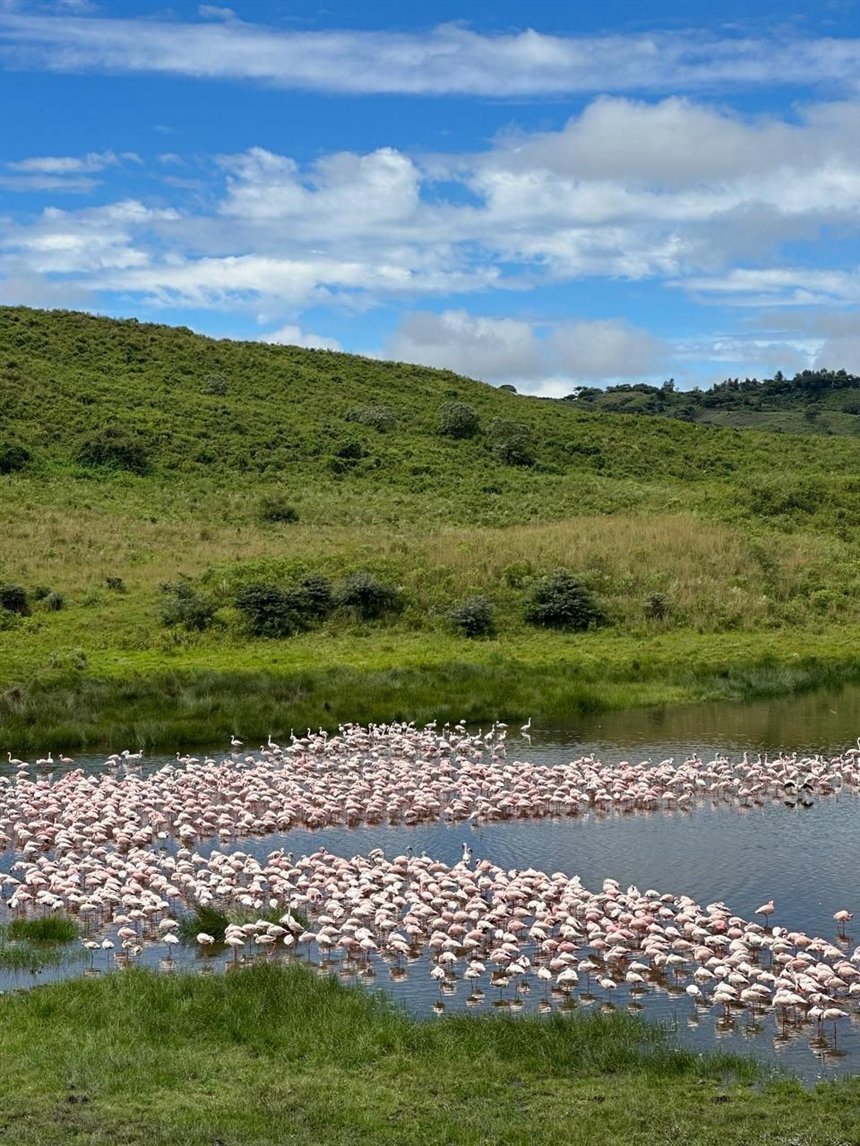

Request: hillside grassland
left=1, top=306, right=859, bottom=748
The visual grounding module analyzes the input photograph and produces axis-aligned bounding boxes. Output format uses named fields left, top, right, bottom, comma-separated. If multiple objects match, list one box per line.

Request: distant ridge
left=565, top=370, right=860, bottom=437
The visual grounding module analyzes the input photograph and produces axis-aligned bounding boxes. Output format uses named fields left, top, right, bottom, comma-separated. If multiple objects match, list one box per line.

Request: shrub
left=346, top=405, right=397, bottom=432
left=335, top=440, right=366, bottom=460
left=259, top=495, right=300, bottom=524
left=104, top=576, right=127, bottom=593
left=328, top=440, right=367, bottom=474
left=449, top=595, right=495, bottom=637
left=295, top=572, right=334, bottom=621
left=76, top=428, right=151, bottom=475
left=203, top=373, right=229, bottom=395
left=41, top=591, right=65, bottom=612
left=439, top=401, right=480, bottom=439
left=0, top=584, right=29, bottom=615
left=337, top=571, right=399, bottom=620
left=235, top=583, right=302, bottom=638
left=524, top=569, right=605, bottom=631
left=160, top=579, right=215, bottom=632
left=0, top=442, right=31, bottom=474
left=488, top=418, right=535, bottom=466
left=644, top=592, right=670, bottom=620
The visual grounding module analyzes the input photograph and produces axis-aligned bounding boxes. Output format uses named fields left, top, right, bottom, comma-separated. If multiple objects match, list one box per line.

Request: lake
left=1, top=681, right=858, bottom=1082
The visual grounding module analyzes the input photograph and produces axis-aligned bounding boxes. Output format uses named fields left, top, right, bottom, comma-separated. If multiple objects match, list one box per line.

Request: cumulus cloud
left=259, top=323, right=342, bottom=350
left=1, top=98, right=856, bottom=368
left=2, top=14, right=858, bottom=96
left=218, top=146, right=421, bottom=233
left=387, top=310, right=665, bottom=393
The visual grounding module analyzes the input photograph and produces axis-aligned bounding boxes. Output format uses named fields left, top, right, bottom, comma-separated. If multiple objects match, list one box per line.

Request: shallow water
left=2, top=682, right=858, bottom=1082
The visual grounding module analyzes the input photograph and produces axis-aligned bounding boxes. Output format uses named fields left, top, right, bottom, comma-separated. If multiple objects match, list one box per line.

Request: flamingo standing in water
left=755, top=900, right=775, bottom=924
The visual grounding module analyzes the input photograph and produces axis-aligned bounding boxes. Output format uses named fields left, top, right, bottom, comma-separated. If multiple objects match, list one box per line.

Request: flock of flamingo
left=1, top=722, right=858, bottom=1062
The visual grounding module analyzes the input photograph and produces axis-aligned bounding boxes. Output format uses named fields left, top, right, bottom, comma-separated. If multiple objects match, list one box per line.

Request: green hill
left=566, top=370, right=860, bottom=436
left=1, top=306, right=859, bottom=749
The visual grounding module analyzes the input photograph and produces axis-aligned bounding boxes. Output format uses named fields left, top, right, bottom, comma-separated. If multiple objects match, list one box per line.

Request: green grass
left=5, top=917, right=80, bottom=944
left=3, top=628, right=859, bottom=750
left=176, top=904, right=309, bottom=944
left=0, top=964, right=855, bottom=1146
left=1, top=307, right=859, bottom=748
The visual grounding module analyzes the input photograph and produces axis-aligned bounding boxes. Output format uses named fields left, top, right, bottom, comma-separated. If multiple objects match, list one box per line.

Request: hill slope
left=1, top=306, right=859, bottom=749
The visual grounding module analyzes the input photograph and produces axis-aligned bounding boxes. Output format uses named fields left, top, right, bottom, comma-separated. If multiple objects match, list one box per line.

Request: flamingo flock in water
left=1, top=721, right=858, bottom=1061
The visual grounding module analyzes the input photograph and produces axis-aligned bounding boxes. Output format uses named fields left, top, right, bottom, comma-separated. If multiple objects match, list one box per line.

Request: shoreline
left=3, top=628, right=858, bottom=750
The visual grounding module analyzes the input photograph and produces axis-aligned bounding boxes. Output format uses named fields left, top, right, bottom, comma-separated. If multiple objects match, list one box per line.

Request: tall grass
left=6, top=916, right=79, bottom=944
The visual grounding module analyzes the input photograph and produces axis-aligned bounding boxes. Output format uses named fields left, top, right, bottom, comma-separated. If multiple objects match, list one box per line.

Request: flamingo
left=834, top=909, right=853, bottom=938
left=755, top=900, right=775, bottom=924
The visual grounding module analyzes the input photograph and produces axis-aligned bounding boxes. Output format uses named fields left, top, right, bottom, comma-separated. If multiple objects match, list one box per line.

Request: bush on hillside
left=160, top=579, right=216, bottom=632
left=203, top=373, right=229, bottom=395
left=0, top=442, right=32, bottom=474
left=40, top=591, right=65, bottom=612
left=346, top=405, right=397, bottom=432
left=235, top=574, right=334, bottom=638
left=235, top=584, right=296, bottom=638
left=259, top=495, right=300, bottom=524
left=337, top=571, right=399, bottom=620
left=295, top=572, right=334, bottom=621
left=328, top=440, right=367, bottom=474
left=439, top=401, right=480, bottom=439
left=524, top=569, right=605, bottom=631
left=487, top=418, right=535, bottom=466
left=76, top=428, right=152, bottom=475
left=448, top=595, right=495, bottom=638
left=0, top=584, right=29, bottom=615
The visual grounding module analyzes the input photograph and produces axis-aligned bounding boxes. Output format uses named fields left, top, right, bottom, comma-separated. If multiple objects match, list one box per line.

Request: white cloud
left=1, top=100, right=856, bottom=359
left=259, top=324, right=342, bottom=350
left=814, top=336, right=860, bottom=373
left=2, top=14, right=857, bottom=96
left=387, top=310, right=665, bottom=393
left=198, top=5, right=236, bottom=20
left=681, top=268, right=860, bottom=306
left=219, top=146, right=421, bottom=232
left=6, top=150, right=136, bottom=174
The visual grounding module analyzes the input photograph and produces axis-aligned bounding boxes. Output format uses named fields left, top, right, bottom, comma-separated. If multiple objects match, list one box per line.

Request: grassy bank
left=3, top=627, right=859, bottom=750
left=0, top=964, right=856, bottom=1146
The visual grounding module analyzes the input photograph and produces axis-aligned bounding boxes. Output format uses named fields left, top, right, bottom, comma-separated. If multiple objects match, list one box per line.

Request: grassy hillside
left=567, top=370, right=860, bottom=436
left=1, top=306, right=859, bottom=748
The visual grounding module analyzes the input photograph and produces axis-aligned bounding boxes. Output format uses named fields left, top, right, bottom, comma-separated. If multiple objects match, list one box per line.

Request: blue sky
left=1, top=0, right=858, bottom=393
